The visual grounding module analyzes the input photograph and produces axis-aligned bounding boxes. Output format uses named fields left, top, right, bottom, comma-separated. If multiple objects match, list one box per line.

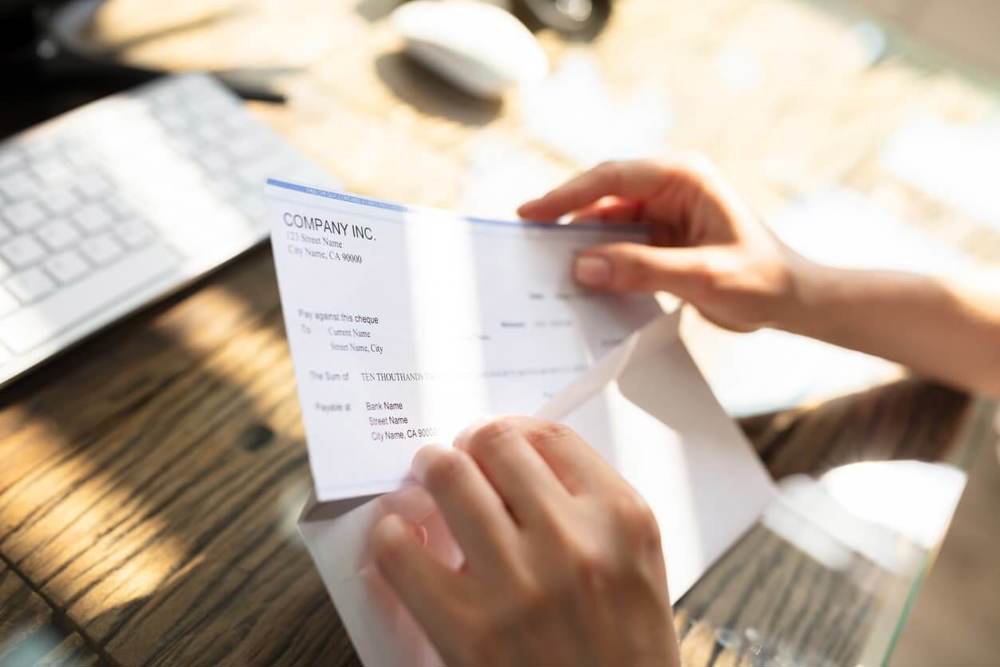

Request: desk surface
left=2, top=0, right=999, bottom=664
left=0, top=261, right=983, bottom=666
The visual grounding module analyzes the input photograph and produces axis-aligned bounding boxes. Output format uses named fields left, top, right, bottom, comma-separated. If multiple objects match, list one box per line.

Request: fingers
left=371, top=514, right=464, bottom=644
left=518, top=159, right=704, bottom=221
left=377, top=483, right=438, bottom=525
left=463, top=416, right=624, bottom=497
left=573, top=242, right=714, bottom=296
left=517, top=418, right=627, bottom=495
left=567, top=196, right=644, bottom=224
left=411, top=446, right=518, bottom=572
left=454, top=418, right=568, bottom=525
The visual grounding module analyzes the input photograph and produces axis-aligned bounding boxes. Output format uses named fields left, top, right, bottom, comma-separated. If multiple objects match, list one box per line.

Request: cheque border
left=266, top=178, right=649, bottom=234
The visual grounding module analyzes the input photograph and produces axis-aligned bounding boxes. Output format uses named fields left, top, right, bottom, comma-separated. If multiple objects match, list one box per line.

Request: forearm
left=780, top=261, right=1000, bottom=396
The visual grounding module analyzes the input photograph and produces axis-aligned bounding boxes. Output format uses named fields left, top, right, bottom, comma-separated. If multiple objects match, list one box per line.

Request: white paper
left=267, top=180, right=661, bottom=501
left=544, top=313, right=777, bottom=598
left=298, top=313, right=777, bottom=667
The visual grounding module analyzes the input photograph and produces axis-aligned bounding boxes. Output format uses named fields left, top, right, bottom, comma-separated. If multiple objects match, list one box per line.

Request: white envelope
left=299, top=311, right=776, bottom=667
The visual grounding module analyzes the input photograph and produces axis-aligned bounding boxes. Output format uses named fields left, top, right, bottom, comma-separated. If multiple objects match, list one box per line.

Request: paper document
left=268, top=179, right=661, bottom=500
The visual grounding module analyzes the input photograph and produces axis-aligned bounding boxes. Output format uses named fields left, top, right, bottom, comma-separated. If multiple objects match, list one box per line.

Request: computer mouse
left=391, top=0, right=549, bottom=99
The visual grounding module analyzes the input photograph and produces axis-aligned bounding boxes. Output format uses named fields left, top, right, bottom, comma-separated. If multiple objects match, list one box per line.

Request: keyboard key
left=197, top=151, right=230, bottom=174
left=221, top=112, right=259, bottom=137
left=114, top=220, right=155, bottom=249
left=43, top=188, right=79, bottom=214
left=0, top=222, right=11, bottom=242
left=22, top=137, right=59, bottom=162
left=0, top=286, right=17, bottom=318
left=231, top=135, right=269, bottom=161
left=44, top=250, right=90, bottom=284
left=0, top=235, right=46, bottom=268
left=63, top=146, right=94, bottom=169
left=3, top=201, right=45, bottom=231
left=105, top=196, right=134, bottom=219
left=146, top=86, right=183, bottom=109
left=76, top=172, right=111, bottom=198
left=72, top=203, right=114, bottom=232
left=37, top=220, right=81, bottom=250
left=235, top=196, right=265, bottom=221
left=32, top=159, right=74, bottom=184
left=0, top=172, right=39, bottom=200
left=195, top=123, right=227, bottom=146
left=6, top=267, right=56, bottom=303
left=80, top=233, right=124, bottom=265
left=0, top=243, right=178, bottom=354
left=210, top=176, right=241, bottom=201
left=156, top=109, right=188, bottom=131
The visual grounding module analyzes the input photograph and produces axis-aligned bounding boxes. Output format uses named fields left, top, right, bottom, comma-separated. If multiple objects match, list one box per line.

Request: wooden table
left=2, top=0, right=999, bottom=665
left=0, top=260, right=987, bottom=666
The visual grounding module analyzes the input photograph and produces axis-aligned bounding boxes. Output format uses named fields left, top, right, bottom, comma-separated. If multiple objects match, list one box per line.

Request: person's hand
left=370, top=417, right=680, bottom=667
left=518, top=158, right=814, bottom=332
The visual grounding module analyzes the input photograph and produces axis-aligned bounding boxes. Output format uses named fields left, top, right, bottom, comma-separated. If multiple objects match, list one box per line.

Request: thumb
left=573, top=243, right=711, bottom=297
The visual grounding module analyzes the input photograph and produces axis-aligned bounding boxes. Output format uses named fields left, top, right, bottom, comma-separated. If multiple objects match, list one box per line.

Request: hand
left=371, top=417, right=680, bottom=667
left=518, top=158, right=813, bottom=332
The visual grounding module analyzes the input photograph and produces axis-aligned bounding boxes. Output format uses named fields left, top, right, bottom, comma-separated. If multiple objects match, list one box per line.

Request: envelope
left=299, top=312, right=777, bottom=667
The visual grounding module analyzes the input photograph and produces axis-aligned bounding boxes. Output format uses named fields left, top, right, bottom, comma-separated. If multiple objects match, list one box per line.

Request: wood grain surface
left=675, top=380, right=976, bottom=667
left=0, top=243, right=975, bottom=665
left=0, top=564, right=100, bottom=666
left=0, top=249, right=358, bottom=666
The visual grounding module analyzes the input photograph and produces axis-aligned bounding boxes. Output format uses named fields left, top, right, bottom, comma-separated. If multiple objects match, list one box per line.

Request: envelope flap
left=537, top=309, right=682, bottom=421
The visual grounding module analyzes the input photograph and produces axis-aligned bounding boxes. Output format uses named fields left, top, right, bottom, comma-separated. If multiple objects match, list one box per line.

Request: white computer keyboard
left=0, top=73, right=332, bottom=386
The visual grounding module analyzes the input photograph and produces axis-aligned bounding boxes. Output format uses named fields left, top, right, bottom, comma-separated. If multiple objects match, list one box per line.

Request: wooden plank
left=676, top=524, right=884, bottom=666
left=0, top=563, right=101, bottom=667
left=740, top=378, right=970, bottom=479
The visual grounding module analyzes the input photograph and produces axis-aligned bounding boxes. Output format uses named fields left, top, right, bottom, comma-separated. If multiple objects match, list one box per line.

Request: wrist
left=771, top=251, right=841, bottom=339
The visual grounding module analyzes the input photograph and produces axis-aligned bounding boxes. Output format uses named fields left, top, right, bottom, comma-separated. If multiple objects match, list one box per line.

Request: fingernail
left=574, top=255, right=612, bottom=286
left=411, top=522, right=428, bottom=546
